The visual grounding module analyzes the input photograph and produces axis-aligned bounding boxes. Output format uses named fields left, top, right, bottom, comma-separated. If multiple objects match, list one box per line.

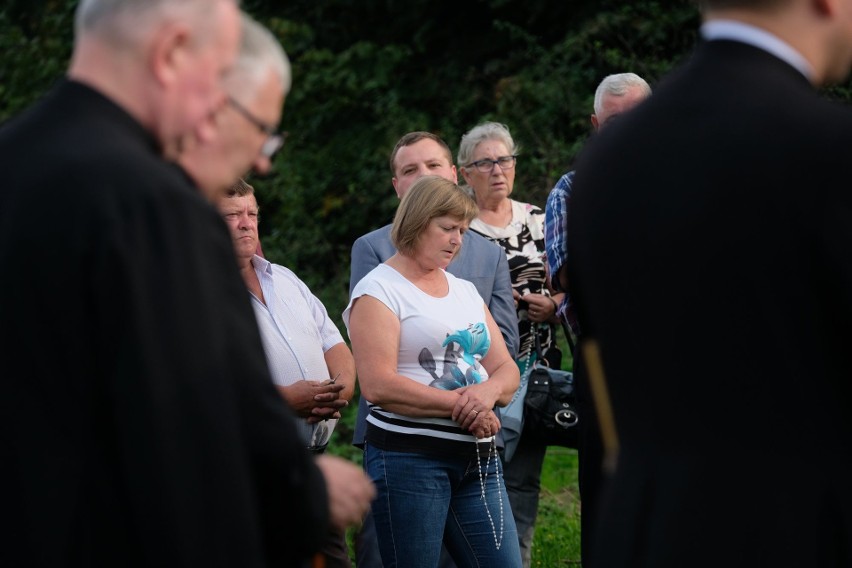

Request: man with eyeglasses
left=179, top=12, right=289, bottom=201
left=0, top=1, right=375, bottom=567
left=179, top=14, right=372, bottom=567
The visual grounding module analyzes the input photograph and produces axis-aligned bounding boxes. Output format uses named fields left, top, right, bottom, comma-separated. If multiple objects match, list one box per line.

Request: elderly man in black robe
left=0, top=1, right=373, bottom=567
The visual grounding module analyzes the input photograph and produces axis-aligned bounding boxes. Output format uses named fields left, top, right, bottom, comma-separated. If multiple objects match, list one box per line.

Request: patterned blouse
left=470, top=199, right=556, bottom=372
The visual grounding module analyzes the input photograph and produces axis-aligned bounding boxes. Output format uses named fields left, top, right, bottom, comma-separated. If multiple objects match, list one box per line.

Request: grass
left=532, top=447, right=582, bottom=566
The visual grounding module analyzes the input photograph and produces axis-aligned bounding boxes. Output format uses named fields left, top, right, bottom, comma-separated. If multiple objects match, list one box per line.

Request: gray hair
left=74, top=0, right=239, bottom=47
left=227, top=12, right=292, bottom=95
left=593, top=73, right=652, bottom=115
left=456, top=122, right=520, bottom=170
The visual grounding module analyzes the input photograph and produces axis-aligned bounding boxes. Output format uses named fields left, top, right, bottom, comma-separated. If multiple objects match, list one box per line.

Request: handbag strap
left=533, top=319, right=576, bottom=364
left=532, top=324, right=548, bottom=366
left=560, top=320, right=576, bottom=358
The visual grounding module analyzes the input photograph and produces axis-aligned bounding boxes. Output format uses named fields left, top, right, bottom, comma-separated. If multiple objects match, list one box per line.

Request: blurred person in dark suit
left=178, top=12, right=289, bottom=201
left=544, top=71, right=651, bottom=567
left=180, top=14, right=366, bottom=565
left=0, top=2, right=372, bottom=566
left=567, top=0, right=852, bottom=566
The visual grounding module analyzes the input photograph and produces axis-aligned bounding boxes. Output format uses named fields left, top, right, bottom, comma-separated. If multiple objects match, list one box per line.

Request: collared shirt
left=545, top=170, right=575, bottom=286
left=250, top=255, right=345, bottom=448
left=545, top=170, right=580, bottom=335
left=701, top=19, right=814, bottom=82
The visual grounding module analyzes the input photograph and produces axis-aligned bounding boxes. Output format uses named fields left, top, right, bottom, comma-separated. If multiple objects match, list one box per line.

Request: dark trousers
left=320, top=524, right=352, bottom=567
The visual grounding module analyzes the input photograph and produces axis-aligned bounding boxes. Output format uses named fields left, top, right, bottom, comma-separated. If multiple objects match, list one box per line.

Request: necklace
left=475, top=437, right=504, bottom=549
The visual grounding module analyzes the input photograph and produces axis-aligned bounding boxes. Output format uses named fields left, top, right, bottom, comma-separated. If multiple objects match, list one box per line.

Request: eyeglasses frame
left=463, top=155, right=518, bottom=173
left=226, top=96, right=287, bottom=158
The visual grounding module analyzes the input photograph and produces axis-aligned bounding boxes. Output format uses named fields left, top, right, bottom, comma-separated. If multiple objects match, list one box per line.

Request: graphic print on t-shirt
left=419, top=322, right=490, bottom=390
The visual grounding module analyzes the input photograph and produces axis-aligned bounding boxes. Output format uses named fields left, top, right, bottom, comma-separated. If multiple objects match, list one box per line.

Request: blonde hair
left=391, top=176, right=478, bottom=256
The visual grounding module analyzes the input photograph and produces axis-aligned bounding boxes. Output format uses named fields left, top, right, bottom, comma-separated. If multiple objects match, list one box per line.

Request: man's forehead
left=396, top=139, right=451, bottom=167
left=221, top=195, right=257, bottom=210
left=227, top=68, right=284, bottom=125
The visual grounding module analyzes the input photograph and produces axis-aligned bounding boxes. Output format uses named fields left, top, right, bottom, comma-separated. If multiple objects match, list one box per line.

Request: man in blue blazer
left=349, top=131, right=519, bottom=567
left=567, top=0, right=852, bottom=566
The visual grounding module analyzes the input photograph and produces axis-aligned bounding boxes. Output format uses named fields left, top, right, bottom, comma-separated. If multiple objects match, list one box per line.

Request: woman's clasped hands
left=451, top=384, right=502, bottom=440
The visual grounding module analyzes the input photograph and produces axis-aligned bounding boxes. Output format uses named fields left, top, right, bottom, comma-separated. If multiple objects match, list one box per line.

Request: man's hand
left=277, top=380, right=348, bottom=423
left=315, top=455, right=376, bottom=529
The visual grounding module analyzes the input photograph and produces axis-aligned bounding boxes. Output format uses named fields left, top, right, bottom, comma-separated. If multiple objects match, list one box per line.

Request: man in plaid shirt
left=545, top=72, right=651, bottom=336
left=543, top=71, right=650, bottom=567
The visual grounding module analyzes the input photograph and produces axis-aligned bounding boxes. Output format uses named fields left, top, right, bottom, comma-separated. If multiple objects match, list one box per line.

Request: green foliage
left=0, top=1, right=76, bottom=122
left=245, top=1, right=707, bottom=327
left=494, top=2, right=701, bottom=207
left=0, top=0, right=708, bottom=326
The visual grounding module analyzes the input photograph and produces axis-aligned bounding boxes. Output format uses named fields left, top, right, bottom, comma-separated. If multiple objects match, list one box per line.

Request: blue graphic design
left=420, top=322, right=490, bottom=390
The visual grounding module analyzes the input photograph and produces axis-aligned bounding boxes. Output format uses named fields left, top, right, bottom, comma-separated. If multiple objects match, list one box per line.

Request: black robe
left=0, top=80, right=329, bottom=567
left=567, top=40, right=852, bottom=567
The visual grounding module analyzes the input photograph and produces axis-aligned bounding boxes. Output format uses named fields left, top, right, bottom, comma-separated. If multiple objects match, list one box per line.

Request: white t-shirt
left=344, top=264, right=493, bottom=454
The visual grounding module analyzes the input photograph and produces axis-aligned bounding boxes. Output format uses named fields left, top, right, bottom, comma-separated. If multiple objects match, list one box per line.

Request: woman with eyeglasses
left=458, top=121, right=565, bottom=568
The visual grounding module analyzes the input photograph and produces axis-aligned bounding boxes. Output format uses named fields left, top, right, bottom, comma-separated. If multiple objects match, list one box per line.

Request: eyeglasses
left=464, top=155, right=517, bottom=173
left=226, top=96, right=287, bottom=158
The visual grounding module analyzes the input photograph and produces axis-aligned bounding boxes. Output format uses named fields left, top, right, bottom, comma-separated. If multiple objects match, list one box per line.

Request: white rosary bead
left=475, top=438, right=504, bottom=550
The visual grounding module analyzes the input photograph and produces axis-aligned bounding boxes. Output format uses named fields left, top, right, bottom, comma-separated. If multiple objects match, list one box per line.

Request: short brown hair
left=225, top=178, right=254, bottom=198
left=391, top=176, right=478, bottom=256
left=389, top=131, right=454, bottom=176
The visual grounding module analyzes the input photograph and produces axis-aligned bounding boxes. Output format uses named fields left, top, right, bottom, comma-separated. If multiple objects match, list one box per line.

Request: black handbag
left=522, top=325, right=579, bottom=449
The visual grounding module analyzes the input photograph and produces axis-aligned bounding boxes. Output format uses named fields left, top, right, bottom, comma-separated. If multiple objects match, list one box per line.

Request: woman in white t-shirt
left=344, top=176, right=522, bottom=568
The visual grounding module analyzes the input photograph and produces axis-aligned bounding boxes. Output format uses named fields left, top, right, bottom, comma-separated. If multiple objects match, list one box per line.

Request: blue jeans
left=365, top=444, right=522, bottom=568
left=355, top=473, right=459, bottom=568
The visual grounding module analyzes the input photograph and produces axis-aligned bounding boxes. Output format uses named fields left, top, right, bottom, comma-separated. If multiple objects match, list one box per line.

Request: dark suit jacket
left=0, top=81, right=328, bottom=567
left=567, top=39, right=852, bottom=567
left=348, top=223, right=519, bottom=447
